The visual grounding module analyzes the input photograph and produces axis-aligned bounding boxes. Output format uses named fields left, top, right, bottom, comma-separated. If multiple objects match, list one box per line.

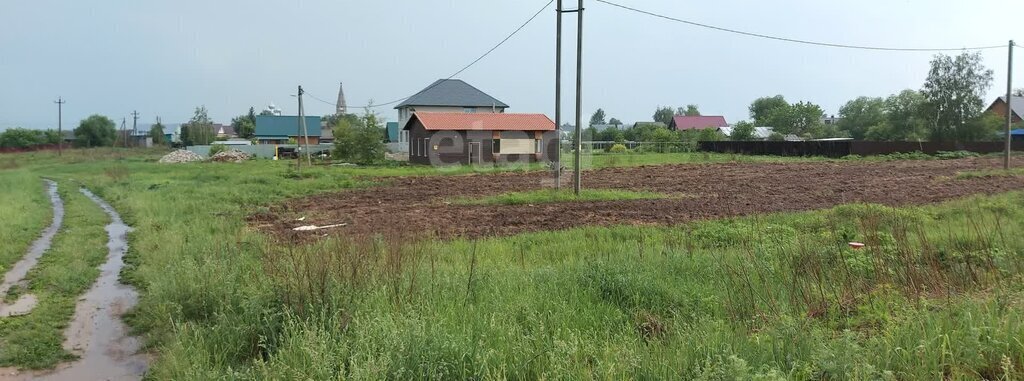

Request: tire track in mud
left=0, top=179, right=63, bottom=317
left=30, top=189, right=148, bottom=381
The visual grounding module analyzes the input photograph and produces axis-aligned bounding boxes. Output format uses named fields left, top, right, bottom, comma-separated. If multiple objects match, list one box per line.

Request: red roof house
left=669, top=116, right=729, bottom=131
left=404, top=112, right=559, bottom=165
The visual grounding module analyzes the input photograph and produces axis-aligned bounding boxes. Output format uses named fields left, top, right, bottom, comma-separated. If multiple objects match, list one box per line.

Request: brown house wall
left=987, top=100, right=1023, bottom=123
left=405, top=121, right=560, bottom=166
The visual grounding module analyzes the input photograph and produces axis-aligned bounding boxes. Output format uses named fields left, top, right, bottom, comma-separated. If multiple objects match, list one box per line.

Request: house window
left=535, top=139, right=542, bottom=153
left=464, top=107, right=477, bottom=113
left=492, top=139, right=501, bottom=154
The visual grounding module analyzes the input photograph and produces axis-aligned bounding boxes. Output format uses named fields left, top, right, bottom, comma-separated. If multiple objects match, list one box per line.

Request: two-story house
left=395, top=79, right=510, bottom=144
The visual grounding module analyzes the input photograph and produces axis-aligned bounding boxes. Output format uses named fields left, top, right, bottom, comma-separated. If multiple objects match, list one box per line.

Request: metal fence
left=564, top=141, right=698, bottom=153
left=700, top=141, right=1024, bottom=158
left=187, top=144, right=334, bottom=159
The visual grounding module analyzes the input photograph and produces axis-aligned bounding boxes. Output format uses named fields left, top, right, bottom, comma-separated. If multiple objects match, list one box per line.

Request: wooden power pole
left=54, top=97, right=65, bottom=156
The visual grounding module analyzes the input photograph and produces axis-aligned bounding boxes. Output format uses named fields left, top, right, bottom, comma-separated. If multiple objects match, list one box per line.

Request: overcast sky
left=2, top=0, right=1021, bottom=130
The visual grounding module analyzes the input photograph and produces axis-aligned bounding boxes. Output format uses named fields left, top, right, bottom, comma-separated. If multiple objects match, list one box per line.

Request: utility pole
left=131, top=110, right=140, bottom=148
left=121, top=118, right=128, bottom=148
left=573, top=0, right=584, bottom=195
left=295, top=87, right=303, bottom=173
left=1005, top=40, right=1015, bottom=170
left=54, top=97, right=65, bottom=156
left=554, top=0, right=563, bottom=190
left=298, top=85, right=311, bottom=167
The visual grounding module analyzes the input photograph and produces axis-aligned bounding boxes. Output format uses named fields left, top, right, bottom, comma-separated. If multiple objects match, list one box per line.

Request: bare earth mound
left=252, top=158, right=1024, bottom=241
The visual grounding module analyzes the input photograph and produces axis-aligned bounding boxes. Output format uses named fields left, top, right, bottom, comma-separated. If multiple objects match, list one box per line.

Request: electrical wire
left=594, top=0, right=1007, bottom=52
left=305, top=0, right=555, bottom=110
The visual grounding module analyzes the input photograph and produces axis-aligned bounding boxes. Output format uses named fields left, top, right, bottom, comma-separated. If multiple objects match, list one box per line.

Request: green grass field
left=0, top=170, right=52, bottom=275
left=3, top=148, right=1024, bottom=379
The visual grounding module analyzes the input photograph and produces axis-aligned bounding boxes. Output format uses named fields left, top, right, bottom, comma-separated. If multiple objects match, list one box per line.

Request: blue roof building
left=255, top=115, right=322, bottom=144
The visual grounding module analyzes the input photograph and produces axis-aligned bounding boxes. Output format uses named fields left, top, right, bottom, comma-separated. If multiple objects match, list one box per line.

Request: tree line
left=588, top=52, right=1020, bottom=143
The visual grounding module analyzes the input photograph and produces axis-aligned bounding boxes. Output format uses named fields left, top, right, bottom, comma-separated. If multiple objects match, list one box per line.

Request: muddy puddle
left=19, top=189, right=147, bottom=381
left=0, top=179, right=63, bottom=317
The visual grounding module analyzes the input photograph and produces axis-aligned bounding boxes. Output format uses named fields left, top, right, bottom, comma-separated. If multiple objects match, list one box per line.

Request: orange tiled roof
left=412, top=112, right=555, bottom=131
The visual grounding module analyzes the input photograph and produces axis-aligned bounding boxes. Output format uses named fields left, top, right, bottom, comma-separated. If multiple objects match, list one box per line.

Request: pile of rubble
left=209, top=149, right=252, bottom=163
left=158, top=150, right=203, bottom=164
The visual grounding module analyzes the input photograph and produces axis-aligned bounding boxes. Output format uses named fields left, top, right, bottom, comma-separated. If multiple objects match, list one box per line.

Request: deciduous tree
left=749, top=95, right=788, bottom=126
left=73, top=115, right=117, bottom=147
left=182, top=106, right=214, bottom=146
left=921, top=52, right=994, bottom=142
left=653, top=106, right=675, bottom=126
left=837, top=96, right=885, bottom=140
left=729, top=121, right=756, bottom=141
left=150, top=120, right=166, bottom=145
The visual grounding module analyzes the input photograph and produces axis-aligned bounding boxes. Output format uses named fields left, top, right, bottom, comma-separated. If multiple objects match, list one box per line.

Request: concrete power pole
left=298, top=85, right=311, bottom=167
left=54, top=97, right=66, bottom=156
left=131, top=110, right=140, bottom=148
left=1005, top=40, right=1015, bottom=170
left=554, top=0, right=563, bottom=190
left=573, top=0, right=584, bottom=195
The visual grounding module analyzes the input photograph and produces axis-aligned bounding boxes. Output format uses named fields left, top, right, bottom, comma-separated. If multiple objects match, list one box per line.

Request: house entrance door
left=468, top=142, right=482, bottom=165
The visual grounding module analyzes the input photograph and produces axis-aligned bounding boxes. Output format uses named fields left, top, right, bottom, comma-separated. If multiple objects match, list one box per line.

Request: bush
left=607, top=144, right=627, bottom=154
left=209, top=144, right=227, bottom=157
left=935, top=150, right=980, bottom=160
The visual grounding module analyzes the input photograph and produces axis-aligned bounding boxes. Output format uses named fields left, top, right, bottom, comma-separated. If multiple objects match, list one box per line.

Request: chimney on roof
left=336, top=82, right=347, bottom=115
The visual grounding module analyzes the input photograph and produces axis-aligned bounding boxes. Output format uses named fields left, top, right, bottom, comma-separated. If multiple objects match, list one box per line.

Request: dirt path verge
left=255, top=157, right=1024, bottom=241
left=0, top=179, right=63, bottom=317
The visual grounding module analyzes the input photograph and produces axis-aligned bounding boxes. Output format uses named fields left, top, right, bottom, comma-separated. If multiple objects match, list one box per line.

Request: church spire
left=336, top=82, right=347, bottom=115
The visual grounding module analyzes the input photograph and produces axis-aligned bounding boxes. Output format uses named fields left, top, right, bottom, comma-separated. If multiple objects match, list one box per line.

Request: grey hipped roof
left=998, top=96, right=1024, bottom=119
left=395, top=79, right=509, bottom=109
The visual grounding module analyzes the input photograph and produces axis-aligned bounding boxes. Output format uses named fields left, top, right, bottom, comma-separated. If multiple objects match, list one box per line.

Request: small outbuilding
left=404, top=112, right=559, bottom=165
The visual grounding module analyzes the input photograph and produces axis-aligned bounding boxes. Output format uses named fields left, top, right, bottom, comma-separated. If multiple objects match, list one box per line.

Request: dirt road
left=254, top=157, right=1024, bottom=240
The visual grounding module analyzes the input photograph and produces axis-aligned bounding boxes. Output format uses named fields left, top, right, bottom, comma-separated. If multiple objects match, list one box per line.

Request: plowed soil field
left=252, top=158, right=1024, bottom=240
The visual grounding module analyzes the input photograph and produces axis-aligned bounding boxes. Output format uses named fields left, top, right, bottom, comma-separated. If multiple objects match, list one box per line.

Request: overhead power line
left=307, top=0, right=555, bottom=110
left=594, top=0, right=1007, bottom=52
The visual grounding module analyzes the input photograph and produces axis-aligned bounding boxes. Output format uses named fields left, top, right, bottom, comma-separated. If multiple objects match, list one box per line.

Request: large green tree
left=652, top=106, right=675, bottom=126
left=682, top=104, right=701, bottom=116
left=589, top=108, right=606, bottom=126
left=749, top=95, right=789, bottom=126
left=182, top=106, right=214, bottom=146
left=788, top=101, right=828, bottom=138
left=865, top=90, right=928, bottom=141
left=837, top=96, right=885, bottom=140
left=73, top=115, right=117, bottom=147
left=232, top=107, right=257, bottom=139
left=921, top=52, right=994, bottom=142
